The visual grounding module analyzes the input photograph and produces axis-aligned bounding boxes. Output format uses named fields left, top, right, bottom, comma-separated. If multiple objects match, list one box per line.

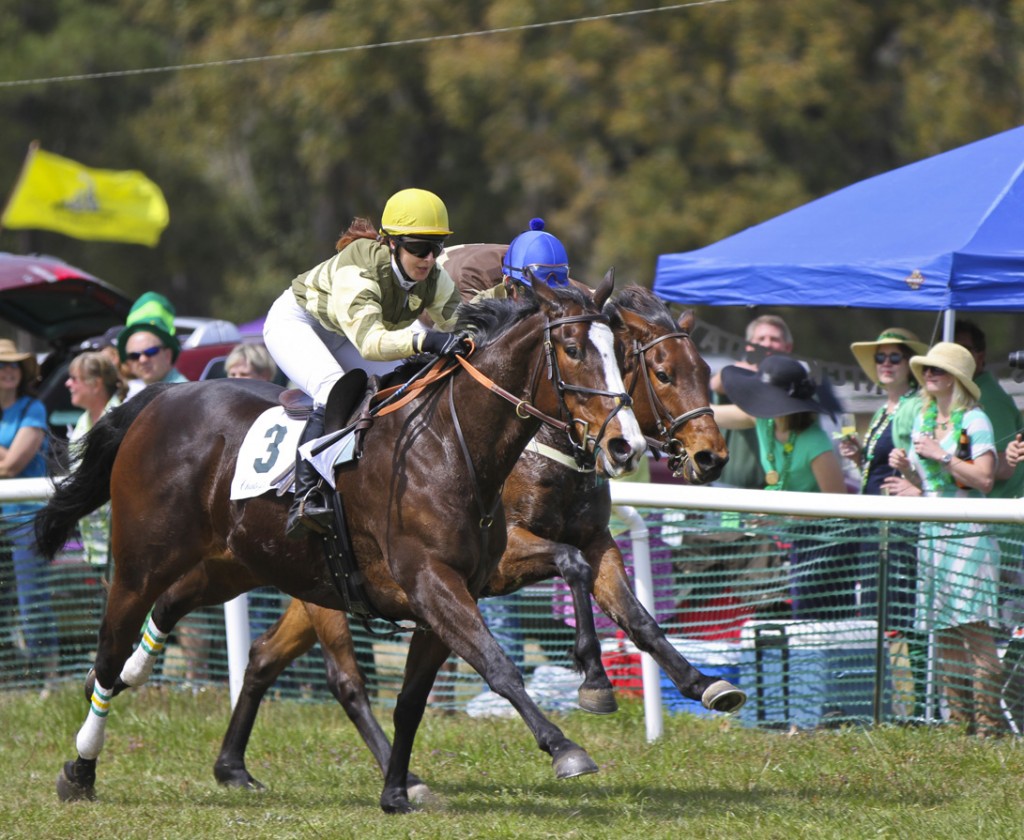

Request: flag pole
left=0, top=140, right=40, bottom=238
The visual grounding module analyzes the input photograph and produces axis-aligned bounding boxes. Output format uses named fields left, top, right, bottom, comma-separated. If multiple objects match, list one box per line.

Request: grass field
left=1, top=683, right=1023, bottom=839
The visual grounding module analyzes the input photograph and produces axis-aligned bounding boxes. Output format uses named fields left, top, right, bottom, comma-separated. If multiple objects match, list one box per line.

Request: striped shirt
left=290, top=238, right=462, bottom=360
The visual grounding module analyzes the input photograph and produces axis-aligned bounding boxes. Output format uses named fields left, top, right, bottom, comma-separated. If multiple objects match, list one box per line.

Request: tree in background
left=1, top=0, right=1023, bottom=354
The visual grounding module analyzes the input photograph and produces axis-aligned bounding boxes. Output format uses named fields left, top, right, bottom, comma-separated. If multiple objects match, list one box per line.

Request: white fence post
left=614, top=505, right=663, bottom=742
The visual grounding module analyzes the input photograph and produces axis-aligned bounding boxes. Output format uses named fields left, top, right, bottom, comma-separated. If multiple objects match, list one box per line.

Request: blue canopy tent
left=654, top=126, right=1024, bottom=318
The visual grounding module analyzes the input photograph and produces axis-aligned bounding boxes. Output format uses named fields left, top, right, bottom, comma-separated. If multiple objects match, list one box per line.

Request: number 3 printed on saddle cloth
left=230, top=407, right=304, bottom=500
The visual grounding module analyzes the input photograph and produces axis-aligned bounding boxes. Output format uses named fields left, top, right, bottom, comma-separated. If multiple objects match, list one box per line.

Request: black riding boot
left=285, top=406, right=332, bottom=539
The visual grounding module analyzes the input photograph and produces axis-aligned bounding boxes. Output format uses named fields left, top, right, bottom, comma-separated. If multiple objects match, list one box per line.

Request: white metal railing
left=7, top=477, right=1023, bottom=731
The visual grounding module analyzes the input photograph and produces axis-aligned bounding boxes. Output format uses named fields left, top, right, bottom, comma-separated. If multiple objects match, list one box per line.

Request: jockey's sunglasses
left=126, top=346, right=164, bottom=361
left=874, top=351, right=906, bottom=365
left=397, top=237, right=446, bottom=259
left=522, top=263, right=570, bottom=287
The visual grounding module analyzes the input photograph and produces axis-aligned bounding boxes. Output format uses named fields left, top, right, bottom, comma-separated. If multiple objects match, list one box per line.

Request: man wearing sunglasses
left=263, top=187, right=467, bottom=537
left=117, top=292, right=188, bottom=400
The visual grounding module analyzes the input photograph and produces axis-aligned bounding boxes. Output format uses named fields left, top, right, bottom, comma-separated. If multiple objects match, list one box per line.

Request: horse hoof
left=578, top=686, right=618, bottom=715
left=553, top=747, right=599, bottom=779
left=56, top=761, right=96, bottom=802
left=380, top=791, right=414, bottom=814
left=702, top=679, right=747, bottom=713
left=214, top=766, right=265, bottom=791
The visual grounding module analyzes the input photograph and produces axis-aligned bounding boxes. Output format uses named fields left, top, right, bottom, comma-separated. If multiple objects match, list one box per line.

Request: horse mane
left=384, top=284, right=593, bottom=383
left=605, top=285, right=676, bottom=333
left=454, top=283, right=594, bottom=349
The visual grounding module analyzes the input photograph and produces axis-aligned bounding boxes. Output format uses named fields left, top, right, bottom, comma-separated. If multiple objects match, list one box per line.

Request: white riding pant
left=263, top=289, right=418, bottom=407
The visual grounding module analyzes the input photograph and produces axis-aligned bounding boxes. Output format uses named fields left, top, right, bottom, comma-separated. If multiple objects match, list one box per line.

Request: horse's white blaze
left=588, top=322, right=645, bottom=452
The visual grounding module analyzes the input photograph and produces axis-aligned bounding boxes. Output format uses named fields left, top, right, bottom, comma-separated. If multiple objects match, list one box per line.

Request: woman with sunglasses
left=263, top=187, right=465, bottom=538
left=887, top=342, right=1005, bottom=736
left=0, top=338, right=58, bottom=694
left=842, top=328, right=927, bottom=716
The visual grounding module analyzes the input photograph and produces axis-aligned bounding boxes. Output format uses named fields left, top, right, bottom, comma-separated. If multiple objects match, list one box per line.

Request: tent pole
left=942, top=310, right=956, bottom=342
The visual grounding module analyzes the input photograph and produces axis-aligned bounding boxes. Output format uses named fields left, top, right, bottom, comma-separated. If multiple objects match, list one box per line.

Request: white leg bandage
left=76, top=680, right=112, bottom=760
left=119, top=615, right=169, bottom=687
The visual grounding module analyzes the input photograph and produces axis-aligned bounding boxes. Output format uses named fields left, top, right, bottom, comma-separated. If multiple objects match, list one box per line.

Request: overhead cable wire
left=0, top=0, right=735, bottom=89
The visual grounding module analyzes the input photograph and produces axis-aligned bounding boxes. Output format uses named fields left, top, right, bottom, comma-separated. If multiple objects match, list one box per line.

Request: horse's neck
left=449, top=324, right=551, bottom=486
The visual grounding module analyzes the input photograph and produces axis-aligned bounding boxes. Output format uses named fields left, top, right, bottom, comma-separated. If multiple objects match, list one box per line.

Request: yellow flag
left=1, top=144, right=169, bottom=247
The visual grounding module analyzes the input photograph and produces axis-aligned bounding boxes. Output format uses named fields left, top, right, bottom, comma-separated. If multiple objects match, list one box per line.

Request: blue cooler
left=739, top=620, right=881, bottom=728
left=660, top=638, right=742, bottom=716
left=600, top=636, right=742, bottom=716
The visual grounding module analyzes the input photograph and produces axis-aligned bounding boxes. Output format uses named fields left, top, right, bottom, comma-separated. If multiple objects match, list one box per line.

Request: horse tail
left=34, top=384, right=172, bottom=561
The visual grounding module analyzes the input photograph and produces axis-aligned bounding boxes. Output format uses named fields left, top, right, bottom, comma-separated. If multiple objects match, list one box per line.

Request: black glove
left=417, top=330, right=466, bottom=356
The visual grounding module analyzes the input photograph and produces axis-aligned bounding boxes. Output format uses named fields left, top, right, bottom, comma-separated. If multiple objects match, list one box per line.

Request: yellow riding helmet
left=379, top=188, right=453, bottom=237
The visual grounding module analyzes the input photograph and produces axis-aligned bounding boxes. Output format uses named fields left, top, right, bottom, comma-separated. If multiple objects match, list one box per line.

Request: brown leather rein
left=371, top=313, right=631, bottom=449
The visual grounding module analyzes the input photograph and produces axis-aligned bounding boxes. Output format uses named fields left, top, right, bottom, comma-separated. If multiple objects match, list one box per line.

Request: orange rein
left=370, top=339, right=572, bottom=434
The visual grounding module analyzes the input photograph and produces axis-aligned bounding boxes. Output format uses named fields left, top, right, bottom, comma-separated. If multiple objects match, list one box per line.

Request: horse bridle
left=627, top=330, right=714, bottom=477
left=528, top=313, right=633, bottom=468
left=446, top=310, right=632, bottom=554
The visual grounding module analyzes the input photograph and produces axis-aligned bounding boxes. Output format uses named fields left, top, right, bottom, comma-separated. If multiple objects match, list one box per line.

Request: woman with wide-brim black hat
left=713, top=354, right=847, bottom=494
left=713, top=354, right=851, bottom=622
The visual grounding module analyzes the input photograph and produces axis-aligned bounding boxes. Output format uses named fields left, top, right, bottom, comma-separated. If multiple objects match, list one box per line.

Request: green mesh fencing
left=3, top=507, right=1023, bottom=734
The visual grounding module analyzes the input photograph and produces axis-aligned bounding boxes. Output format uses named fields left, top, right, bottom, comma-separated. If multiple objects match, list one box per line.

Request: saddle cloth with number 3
left=229, top=406, right=359, bottom=500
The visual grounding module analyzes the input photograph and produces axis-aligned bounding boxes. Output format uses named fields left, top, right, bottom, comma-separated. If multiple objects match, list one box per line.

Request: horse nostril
left=694, top=450, right=727, bottom=477
left=607, top=437, right=634, bottom=465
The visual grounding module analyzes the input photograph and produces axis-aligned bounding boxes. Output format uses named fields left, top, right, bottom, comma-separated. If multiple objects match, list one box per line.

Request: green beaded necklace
left=918, top=401, right=964, bottom=490
left=764, top=419, right=795, bottom=490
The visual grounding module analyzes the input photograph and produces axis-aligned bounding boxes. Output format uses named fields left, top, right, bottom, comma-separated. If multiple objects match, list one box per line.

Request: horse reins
left=628, top=330, right=714, bottom=477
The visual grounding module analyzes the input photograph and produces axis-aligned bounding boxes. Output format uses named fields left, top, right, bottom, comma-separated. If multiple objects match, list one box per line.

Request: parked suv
left=0, top=252, right=244, bottom=436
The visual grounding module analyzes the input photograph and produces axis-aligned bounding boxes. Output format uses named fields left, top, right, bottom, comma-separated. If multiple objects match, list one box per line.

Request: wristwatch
left=940, top=453, right=953, bottom=466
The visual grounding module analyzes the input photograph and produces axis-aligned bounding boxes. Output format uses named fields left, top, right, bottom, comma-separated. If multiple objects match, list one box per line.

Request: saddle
left=275, top=372, right=382, bottom=623
left=279, top=369, right=378, bottom=462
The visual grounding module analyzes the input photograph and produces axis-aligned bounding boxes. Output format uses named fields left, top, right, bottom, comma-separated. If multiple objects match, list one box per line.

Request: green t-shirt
left=754, top=418, right=833, bottom=492
left=712, top=391, right=765, bottom=489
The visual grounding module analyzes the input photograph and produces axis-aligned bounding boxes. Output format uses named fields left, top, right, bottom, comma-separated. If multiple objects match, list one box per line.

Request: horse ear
left=532, top=275, right=560, bottom=311
left=677, top=309, right=696, bottom=332
left=593, top=268, right=614, bottom=308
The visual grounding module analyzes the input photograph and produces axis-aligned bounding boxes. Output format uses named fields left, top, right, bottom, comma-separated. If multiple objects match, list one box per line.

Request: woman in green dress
left=886, top=342, right=1005, bottom=736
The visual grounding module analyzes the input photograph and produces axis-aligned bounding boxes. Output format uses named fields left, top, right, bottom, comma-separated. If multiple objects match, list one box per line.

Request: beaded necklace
left=918, top=401, right=964, bottom=490
left=859, top=388, right=916, bottom=491
left=764, top=419, right=795, bottom=490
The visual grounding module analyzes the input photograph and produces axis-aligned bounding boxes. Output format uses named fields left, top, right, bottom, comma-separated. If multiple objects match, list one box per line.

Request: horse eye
left=564, top=345, right=580, bottom=360
left=655, top=370, right=671, bottom=384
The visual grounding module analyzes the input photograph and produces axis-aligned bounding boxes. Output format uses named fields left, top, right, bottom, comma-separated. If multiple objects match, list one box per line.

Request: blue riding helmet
left=502, top=218, right=570, bottom=287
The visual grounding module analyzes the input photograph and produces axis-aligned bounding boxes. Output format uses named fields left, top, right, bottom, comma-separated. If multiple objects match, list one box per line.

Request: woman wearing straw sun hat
left=886, top=341, right=1006, bottom=736
left=0, top=337, right=58, bottom=694
left=844, top=328, right=928, bottom=494
left=843, top=327, right=927, bottom=717
left=714, top=354, right=852, bottom=620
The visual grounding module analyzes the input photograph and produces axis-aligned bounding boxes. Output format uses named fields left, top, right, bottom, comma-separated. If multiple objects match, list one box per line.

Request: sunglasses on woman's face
left=398, top=238, right=445, bottom=259
left=0, top=362, right=21, bottom=370
left=922, top=365, right=949, bottom=377
left=126, top=346, right=164, bottom=362
left=874, top=351, right=905, bottom=365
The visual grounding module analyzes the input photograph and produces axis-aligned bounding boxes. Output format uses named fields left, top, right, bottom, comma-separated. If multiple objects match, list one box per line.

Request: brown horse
left=211, top=285, right=740, bottom=793
left=34, top=277, right=647, bottom=813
